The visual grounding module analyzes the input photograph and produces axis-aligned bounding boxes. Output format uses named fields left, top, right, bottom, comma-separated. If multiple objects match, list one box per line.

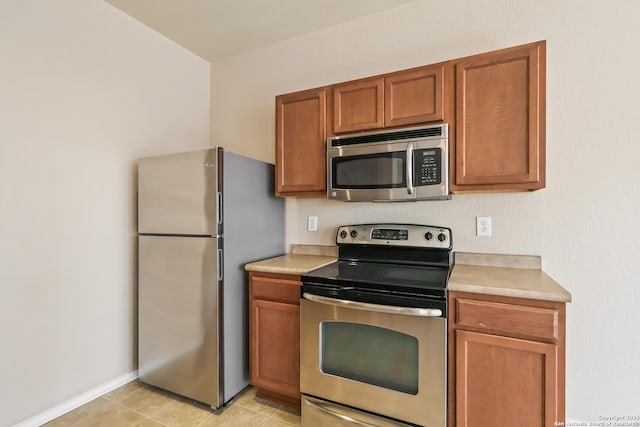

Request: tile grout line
left=57, top=383, right=300, bottom=427
left=57, top=398, right=109, bottom=427
left=102, top=388, right=175, bottom=427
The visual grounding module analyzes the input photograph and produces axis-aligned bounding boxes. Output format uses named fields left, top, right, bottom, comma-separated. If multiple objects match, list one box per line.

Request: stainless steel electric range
left=300, top=223, right=452, bottom=427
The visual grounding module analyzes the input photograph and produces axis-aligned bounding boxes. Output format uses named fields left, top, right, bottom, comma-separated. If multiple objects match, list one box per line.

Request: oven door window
left=320, top=321, right=418, bottom=395
left=332, top=152, right=406, bottom=189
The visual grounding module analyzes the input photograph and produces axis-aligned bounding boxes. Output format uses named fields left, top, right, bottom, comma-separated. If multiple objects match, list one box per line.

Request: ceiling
left=104, top=0, right=415, bottom=62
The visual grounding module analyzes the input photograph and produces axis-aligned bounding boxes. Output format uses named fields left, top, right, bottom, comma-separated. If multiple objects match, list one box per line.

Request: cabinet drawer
left=251, top=275, right=301, bottom=304
left=455, top=298, right=558, bottom=342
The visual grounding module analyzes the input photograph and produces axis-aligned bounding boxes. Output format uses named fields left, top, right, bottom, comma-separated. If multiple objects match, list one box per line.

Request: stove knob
left=425, top=232, right=433, bottom=240
left=437, top=233, right=447, bottom=242
left=350, top=229, right=358, bottom=238
left=339, top=230, right=347, bottom=239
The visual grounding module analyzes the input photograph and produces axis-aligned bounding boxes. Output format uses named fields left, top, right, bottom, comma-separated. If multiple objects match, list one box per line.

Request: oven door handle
left=302, top=292, right=442, bottom=317
left=304, top=397, right=378, bottom=427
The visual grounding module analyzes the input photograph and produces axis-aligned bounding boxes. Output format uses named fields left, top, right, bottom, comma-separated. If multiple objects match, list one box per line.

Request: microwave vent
left=329, top=125, right=446, bottom=147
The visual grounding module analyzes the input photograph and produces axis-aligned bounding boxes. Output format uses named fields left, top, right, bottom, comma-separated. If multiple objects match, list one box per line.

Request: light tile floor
left=45, top=381, right=301, bottom=427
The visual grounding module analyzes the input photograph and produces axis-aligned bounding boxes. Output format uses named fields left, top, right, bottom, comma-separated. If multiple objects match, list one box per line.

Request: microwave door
left=328, top=142, right=415, bottom=202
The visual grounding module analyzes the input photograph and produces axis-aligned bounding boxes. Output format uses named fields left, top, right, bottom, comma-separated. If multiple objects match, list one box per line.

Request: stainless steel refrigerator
left=137, top=147, right=284, bottom=409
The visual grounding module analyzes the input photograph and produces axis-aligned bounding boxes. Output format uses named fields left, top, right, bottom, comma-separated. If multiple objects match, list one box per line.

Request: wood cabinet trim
left=249, top=271, right=301, bottom=282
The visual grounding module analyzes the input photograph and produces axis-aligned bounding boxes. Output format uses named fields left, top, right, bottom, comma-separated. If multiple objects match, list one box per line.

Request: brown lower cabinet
left=448, top=291, right=565, bottom=427
left=249, top=272, right=301, bottom=406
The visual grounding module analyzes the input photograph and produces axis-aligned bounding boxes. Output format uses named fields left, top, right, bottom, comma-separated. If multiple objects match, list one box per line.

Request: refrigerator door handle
left=217, top=248, right=224, bottom=281
left=216, top=192, right=223, bottom=226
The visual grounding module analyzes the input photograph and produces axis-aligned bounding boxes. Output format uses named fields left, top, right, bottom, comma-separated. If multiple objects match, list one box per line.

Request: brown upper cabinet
left=275, top=87, right=327, bottom=197
left=333, top=77, right=384, bottom=133
left=332, top=64, right=445, bottom=134
left=451, top=41, right=546, bottom=191
left=274, top=40, right=546, bottom=197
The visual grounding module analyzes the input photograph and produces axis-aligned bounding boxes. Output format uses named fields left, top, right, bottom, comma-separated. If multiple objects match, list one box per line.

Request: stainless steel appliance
left=327, top=124, right=449, bottom=202
left=300, top=224, right=452, bottom=427
left=137, top=147, right=284, bottom=409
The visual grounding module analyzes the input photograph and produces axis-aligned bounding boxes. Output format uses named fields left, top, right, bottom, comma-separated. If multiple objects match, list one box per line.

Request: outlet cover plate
left=307, top=216, right=318, bottom=232
left=476, top=216, right=492, bottom=236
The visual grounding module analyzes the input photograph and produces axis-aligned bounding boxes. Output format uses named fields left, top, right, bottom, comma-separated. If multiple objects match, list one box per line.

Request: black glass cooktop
left=302, top=260, right=449, bottom=298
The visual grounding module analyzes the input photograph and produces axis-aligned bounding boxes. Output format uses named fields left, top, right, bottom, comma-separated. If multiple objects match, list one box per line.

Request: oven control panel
left=336, top=224, right=452, bottom=249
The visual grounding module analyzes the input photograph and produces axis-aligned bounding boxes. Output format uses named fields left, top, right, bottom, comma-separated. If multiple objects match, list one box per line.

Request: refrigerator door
left=138, top=235, right=222, bottom=407
left=138, top=148, right=221, bottom=236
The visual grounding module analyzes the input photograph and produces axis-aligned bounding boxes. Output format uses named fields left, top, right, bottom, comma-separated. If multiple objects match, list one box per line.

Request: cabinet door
left=453, top=41, right=545, bottom=191
left=385, top=65, right=444, bottom=127
left=456, top=330, right=558, bottom=427
left=333, top=78, right=384, bottom=133
left=250, top=298, right=300, bottom=400
left=275, top=88, right=326, bottom=197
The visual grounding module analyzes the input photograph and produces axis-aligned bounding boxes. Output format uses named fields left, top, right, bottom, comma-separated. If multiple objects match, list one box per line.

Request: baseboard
left=13, top=370, right=138, bottom=427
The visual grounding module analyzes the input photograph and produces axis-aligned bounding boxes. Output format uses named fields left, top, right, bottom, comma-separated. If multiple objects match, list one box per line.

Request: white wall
left=0, top=1, right=210, bottom=425
left=211, top=0, right=640, bottom=421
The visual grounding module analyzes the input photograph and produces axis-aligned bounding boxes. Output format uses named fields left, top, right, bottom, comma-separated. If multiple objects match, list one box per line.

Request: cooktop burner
left=301, top=224, right=453, bottom=312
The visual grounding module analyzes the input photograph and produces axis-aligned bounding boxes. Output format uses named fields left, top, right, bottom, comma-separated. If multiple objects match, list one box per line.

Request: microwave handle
left=406, top=142, right=414, bottom=195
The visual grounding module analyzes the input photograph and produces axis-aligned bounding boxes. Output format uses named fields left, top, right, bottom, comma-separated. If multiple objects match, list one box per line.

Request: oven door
left=300, top=294, right=446, bottom=427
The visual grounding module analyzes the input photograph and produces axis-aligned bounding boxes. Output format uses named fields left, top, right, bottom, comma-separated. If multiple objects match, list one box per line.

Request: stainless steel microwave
left=327, top=124, right=449, bottom=202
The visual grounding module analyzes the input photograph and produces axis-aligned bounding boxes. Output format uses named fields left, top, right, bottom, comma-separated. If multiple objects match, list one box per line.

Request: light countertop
left=244, top=245, right=337, bottom=275
left=449, top=263, right=571, bottom=303
left=244, top=248, right=571, bottom=303
left=244, top=253, right=336, bottom=275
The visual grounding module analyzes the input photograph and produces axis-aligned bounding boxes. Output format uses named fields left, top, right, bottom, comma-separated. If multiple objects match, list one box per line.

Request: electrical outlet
left=476, top=216, right=492, bottom=236
left=307, top=216, right=318, bottom=232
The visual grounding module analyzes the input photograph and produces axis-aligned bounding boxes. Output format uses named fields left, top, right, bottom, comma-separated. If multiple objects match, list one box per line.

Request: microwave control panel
left=414, top=148, right=442, bottom=186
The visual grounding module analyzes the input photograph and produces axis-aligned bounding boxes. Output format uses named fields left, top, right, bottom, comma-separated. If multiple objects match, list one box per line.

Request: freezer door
left=138, top=235, right=222, bottom=407
left=138, top=148, right=221, bottom=236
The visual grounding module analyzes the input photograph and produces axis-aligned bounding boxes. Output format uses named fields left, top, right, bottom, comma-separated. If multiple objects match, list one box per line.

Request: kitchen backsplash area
left=285, top=191, right=544, bottom=256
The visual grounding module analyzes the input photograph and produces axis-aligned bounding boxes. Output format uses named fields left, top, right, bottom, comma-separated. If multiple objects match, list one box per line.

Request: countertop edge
left=448, top=263, right=572, bottom=303
left=447, top=282, right=572, bottom=303
left=244, top=254, right=337, bottom=275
